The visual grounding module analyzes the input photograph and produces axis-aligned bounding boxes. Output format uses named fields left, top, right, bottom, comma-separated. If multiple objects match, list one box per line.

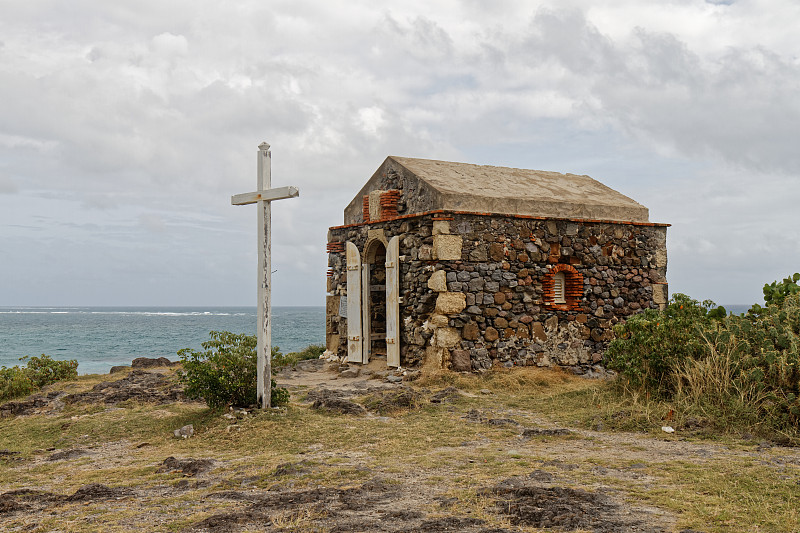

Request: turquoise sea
left=0, top=306, right=325, bottom=375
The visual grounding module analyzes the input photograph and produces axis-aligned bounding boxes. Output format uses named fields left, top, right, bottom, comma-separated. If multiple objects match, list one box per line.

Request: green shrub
left=272, top=344, right=325, bottom=370
left=723, top=294, right=800, bottom=428
left=0, top=355, right=79, bottom=403
left=763, top=273, right=800, bottom=308
left=607, top=280, right=800, bottom=439
left=605, top=294, right=718, bottom=397
left=177, top=331, right=290, bottom=409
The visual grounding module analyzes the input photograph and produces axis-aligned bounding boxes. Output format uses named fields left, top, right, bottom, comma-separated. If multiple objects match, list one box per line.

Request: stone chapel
left=325, top=157, right=669, bottom=372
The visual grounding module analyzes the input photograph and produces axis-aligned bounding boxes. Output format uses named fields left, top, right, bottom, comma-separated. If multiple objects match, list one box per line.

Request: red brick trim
left=330, top=209, right=669, bottom=230
left=378, top=190, right=401, bottom=221
left=326, top=242, right=345, bottom=254
left=543, top=264, right=584, bottom=311
left=362, top=196, right=370, bottom=223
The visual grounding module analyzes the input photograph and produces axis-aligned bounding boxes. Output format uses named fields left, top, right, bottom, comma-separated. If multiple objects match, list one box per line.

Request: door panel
left=361, top=262, right=371, bottom=364
left=385, top=236, right=400, bottom=368
left=346, top=242, right=362, bottom=363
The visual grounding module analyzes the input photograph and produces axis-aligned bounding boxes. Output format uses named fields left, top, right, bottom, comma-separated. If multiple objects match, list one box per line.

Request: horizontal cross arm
left=231, top=186, right=300, bottom=206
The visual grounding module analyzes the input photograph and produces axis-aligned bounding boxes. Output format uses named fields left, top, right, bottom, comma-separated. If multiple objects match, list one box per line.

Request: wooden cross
left=232, top=142, right=299, bottom=408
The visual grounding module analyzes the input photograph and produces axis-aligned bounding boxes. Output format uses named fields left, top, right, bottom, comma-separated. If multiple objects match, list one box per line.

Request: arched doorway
left=346, top=236, right=400, bottom=367
left=364, top=240, right=387, bottom=362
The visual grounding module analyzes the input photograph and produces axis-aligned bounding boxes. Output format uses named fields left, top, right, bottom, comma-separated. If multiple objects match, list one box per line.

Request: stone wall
left=327, top=211, right=668, bottom=373
left=343, top=159, right=440, bottom=225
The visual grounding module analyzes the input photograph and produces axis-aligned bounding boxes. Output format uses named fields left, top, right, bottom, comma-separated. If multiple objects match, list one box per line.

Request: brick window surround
left=543, top=264, right=584, bottom=311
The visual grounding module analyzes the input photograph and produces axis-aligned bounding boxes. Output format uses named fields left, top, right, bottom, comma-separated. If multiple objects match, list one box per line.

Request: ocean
left=0, top=306, right=325, bottom=375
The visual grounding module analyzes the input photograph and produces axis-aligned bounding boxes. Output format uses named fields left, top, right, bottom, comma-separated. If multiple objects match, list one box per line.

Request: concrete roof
left=391, top=157, right=650, bottom=223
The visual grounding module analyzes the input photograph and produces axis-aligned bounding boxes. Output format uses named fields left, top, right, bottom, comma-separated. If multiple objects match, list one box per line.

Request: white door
left=346, top=242, right=363, bottom=363
left=385, top=236, right=400, bottom=368
left=361, top=261, right=371, bottom=364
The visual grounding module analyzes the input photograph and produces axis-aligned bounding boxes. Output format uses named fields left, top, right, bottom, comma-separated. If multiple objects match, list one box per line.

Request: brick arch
left=543, top=264, right=584, bottom=311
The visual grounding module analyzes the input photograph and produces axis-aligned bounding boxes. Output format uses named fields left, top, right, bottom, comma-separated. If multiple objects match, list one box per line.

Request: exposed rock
left=363, top=387, right=422, bottom=414
left=173, top=425, right=194, bottom=439
left=64, top=370, right=184, bottom=406
left=65, top=483, right=133, bottom=502
left=308, top=389, right=367, bottom=416
left=156, top=457, right=215, bottom=476
left=48, top=448, right=89, bottom=461
left=131, top=357, right=176, bottom=368
left=339, top=366, right=361, bottom=378
left=521, top=428, right=572, bottom=437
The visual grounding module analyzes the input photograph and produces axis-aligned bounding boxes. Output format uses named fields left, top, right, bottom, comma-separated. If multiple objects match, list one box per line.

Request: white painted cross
left=232, top=142, right=299, bottom=408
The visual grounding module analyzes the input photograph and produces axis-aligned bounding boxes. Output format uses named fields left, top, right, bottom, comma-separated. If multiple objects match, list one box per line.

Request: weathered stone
left=484, top=327, right=499, bottom=342
left=451, top=350, right=472, bottom=372
left=655, top=249, right=668, bottom=268
left=340, top=366, right=361, bottom=378
left=435, top=292, right=467, bottom=315
left=462, top=322, right=479, bottom=340
left=424, top=346, right=448, bottom=369
left=427, top=270, right=448, bottom=292
left=494, top=317, right=509, bottom=329
left=494, top=292, right=506, bottom=305
left=489, top=243, right=505, bottom=261
left=545, top=316, right=558, bottom=330
left=432, top=220, right=451, bottom=235
left=468, top=278, right=485, bottom=292
left=653, top=283, right=667, bottom=305
left=532, top=322, right=546, bottom=342
left=433, top=327, right=461, bottom=348
left=433, top=234, right=462, bottom=260
left=429, top=314, right=449, bottom=327
left=469, top=247, right=487, bottom=261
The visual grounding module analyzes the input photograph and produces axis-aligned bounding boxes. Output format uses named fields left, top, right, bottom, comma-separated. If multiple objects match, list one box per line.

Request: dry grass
left=417, top=365, right=582, bottom=394
left=2, top=366, right=800, bottom=532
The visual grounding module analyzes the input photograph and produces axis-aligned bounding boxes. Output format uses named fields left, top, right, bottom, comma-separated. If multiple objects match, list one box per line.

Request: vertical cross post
left=256, top=142, right=272, bottom=409
left=232, top=142, right=299, bottom=409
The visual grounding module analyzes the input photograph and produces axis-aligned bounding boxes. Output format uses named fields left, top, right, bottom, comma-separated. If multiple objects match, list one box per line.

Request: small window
left=544, top=264, right=583, bottom=311
left=553, top=272, right=566, bottom=304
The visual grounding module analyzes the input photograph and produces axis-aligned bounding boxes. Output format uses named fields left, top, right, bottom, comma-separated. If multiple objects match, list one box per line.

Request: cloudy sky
left=1, top=0, right=798, bottom=307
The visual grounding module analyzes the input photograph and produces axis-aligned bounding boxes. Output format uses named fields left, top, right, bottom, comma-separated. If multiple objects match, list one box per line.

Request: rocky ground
left=1, top=359, right=798, bottom=532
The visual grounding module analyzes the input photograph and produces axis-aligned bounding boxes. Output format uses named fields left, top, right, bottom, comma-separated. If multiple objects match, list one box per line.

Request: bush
left=0, top=354, right=79, bottom=403
left=723, top=293, right=800, bottom=427
left=605, top=294, right=720, bottom=397
left=177, top=331, right=290, bottom=409
left=272, top=344, right=325, bottom=370
left=762, top=273, right=800, bottom=308
left=607, top=279, right=800, bottom=439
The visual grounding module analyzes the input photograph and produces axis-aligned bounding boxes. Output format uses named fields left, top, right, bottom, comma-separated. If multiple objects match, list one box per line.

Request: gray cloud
left=0, top=0, right=797, bottom=306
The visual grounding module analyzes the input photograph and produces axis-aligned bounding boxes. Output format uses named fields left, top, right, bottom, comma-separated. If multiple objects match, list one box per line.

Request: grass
left=2, top=365, right=800, bottom=531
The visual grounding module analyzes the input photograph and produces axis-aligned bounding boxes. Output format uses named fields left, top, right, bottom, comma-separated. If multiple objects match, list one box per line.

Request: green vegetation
left=761, top=272, right=800, bottom=309
left=0, top=354, right=78, bottom=402
left=606, top=274, right=800, bottom=441
left=176, top=331, right=290, bottom=409
left=272, top=344, right=325, bottom=370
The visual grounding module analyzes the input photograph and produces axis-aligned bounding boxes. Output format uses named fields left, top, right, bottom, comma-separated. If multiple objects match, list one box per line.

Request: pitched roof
left=389, top=156, right=650, bottom=223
